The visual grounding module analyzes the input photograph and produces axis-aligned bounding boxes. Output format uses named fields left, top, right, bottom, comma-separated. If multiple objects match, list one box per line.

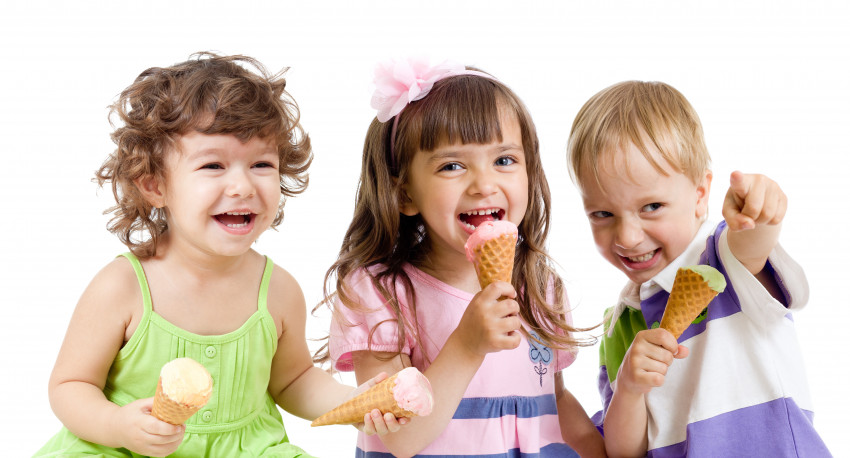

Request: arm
left=603, top=329, right=686, bottom=458
left=554, top=371, right=606, bottom=458
left=265, top=266, right=403, bottom=434
left=48, top=258, right=185, bottom=457
left=267, top=266, right=357, bottom=418
left=723, top=171, right=787, bottom=301
left=351, top=281, right=523, bottom=458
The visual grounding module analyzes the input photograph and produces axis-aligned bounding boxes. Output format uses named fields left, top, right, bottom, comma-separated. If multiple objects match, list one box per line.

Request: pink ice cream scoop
left=392, top=367, right=434, bottom=416
left=464, top=220, right=519, bottom=262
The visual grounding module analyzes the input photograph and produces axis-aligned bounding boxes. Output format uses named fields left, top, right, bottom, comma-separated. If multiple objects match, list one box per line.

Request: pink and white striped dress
left=330, top=264, right=579, bottom=457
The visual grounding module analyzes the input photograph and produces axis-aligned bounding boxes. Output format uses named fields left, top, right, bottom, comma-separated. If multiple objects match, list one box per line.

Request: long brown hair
left=96, top=52, right=312, bottom=258
left=315, top=69, right=594, bottom=366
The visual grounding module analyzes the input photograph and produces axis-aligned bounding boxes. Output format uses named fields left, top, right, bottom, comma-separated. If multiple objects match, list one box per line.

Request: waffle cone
left=151, top=378, right=206, bottom=425
left=471, top=233, right=517, bottom=289
left=311, top=372, right=415, bottom=427
left=659, top=268, right=720, bottom=338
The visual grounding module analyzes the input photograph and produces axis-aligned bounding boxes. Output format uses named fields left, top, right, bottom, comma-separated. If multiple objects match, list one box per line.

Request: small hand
left=616, top=329, right=688, bottom=396
left=359, top=408, right=409, bottom=435
left=455, top=281, right=522, bottom=358
left=113, top=397, right=185, bottom=457
left=723, top=171, right=787, bottom=231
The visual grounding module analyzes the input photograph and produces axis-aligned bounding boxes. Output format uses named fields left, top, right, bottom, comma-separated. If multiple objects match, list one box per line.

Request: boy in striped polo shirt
left=567, top=80, right=830, bottom=457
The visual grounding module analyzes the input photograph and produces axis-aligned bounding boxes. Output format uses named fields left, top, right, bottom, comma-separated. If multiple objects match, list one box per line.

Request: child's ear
left=695, top=170, right=712, bottom=219
left=394, top=179, right=419, bottom=216
left=134, top=175, right=166, bottom=209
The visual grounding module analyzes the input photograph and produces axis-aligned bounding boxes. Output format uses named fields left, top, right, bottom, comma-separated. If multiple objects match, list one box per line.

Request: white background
left=2, top=1, right=847, bottom=456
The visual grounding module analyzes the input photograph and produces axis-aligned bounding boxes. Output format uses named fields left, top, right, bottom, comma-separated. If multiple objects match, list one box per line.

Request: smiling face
left=579, top=142, right=711, bottom=285
left=152, top=132, right=282, bottom=257
left=400, top=109, right=529, bottom=268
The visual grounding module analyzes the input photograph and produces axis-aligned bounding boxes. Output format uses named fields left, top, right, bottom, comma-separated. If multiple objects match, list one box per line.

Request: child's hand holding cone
left=311, top=367, right=434, bottom=427
left=456, top=220, right=523, bottom=354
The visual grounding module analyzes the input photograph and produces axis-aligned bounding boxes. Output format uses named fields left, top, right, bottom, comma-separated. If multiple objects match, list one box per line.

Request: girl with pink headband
left=315, top=58, right=606, bottom=457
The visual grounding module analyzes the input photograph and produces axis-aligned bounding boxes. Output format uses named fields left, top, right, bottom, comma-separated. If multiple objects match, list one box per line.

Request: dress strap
left=119, top=252, right=153, bottom=313
left=257, top=256, right=273, bottom=313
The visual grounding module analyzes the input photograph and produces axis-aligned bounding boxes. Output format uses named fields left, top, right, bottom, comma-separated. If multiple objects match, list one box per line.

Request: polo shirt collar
left=606, top=220, right=714, bottom=336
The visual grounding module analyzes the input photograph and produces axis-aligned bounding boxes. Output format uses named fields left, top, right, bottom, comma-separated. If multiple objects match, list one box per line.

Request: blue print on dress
left=528, top=330, right=552, bottom=387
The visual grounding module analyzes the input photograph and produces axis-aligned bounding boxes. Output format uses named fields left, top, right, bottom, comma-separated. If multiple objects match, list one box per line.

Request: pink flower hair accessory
left=371, top=57, right=466, bottom=123
left=370, top=57, right=498, bottom=166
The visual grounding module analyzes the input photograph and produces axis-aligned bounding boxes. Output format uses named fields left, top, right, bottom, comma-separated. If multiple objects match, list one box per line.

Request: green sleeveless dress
left=35, top=253, right=315, bottom=457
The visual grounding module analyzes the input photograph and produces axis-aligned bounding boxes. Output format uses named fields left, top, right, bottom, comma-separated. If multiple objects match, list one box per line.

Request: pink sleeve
left=552, top=283, right=578, bottom=372
left=554, top=344, right=578, bottom=372
left=329, top=268, right=413, bottom=372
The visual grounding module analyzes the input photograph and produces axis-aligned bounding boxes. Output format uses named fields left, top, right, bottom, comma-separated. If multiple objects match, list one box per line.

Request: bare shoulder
left=265, top=263, right=307, bottom=336
left=78, top=256, right=143, bottom=321
left=50, top=256, right=142, bottom=388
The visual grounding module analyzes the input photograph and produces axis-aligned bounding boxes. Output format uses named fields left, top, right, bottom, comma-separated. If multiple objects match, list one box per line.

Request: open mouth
left=626, top=251, right=655, bottom=263
left=620, top=248, right=660, bottom=268
left=458, top=208, right=504, bottom=231
left=214, top=211, right=255, bottom=229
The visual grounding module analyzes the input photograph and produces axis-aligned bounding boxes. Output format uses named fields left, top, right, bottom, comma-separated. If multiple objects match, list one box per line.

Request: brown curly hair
left=96, top=52, right=312, bottom=258
left=315, top=68, right=596, bottom=368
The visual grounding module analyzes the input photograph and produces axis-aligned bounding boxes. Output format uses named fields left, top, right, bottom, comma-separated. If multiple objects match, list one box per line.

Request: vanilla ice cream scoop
left=151, top=357, right=213, bottom=425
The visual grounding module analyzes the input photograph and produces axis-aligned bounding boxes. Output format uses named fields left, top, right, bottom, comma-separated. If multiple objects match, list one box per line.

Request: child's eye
left=642, top=203, right=662, bottom=212
left=495, top=156, right=516, bottom=167
left=201, top=163, right=223, bottom=170
left=589, top=211, right=613, bottom=219
left=253, top=161, right=277, bottom=169
left=439, top=162, right=462, bottom=172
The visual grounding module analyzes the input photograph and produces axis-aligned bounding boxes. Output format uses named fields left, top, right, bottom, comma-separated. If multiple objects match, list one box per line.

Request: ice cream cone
left=464, top=221, right=518, bottom=289
left=151, top=357, right=213, bottom=425
left=659, top=265, right=727, bottom=339
left=311, top=367, right=433, bottom=427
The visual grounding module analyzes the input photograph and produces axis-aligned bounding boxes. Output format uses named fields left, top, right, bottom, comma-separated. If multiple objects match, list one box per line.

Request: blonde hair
left=96, top=52, right=311, bottom=258
left=315, top=69, right=595, bottom=367
left=567, top=81, right=710, bottom=190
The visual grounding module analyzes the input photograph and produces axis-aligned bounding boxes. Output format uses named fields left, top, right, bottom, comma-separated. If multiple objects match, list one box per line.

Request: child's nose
left=614, top=218, right=643, bottom=249
left=468, top=170, right=498, bottom=196
left=226, top=170, right=255, bottom=198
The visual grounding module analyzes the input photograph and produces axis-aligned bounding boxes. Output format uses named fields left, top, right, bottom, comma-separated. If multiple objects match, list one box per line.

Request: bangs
left=397, top=75, right=511, bottom=155
left=570, top=81, right=709, bottom=190
left=571, top=81, right=701, bottom=190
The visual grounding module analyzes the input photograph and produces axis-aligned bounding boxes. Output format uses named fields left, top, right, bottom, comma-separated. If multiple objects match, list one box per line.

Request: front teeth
left=627, top=252, right=654, bottom=263
left=223, top=211, right=251, bottom=228
left=462, top=208, right=499, bottom=217
left=461, top=208, right=500, bottom=231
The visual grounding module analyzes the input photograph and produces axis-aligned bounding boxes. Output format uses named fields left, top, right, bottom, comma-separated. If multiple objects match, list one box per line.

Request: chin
left=621, top=267, right=661, bottom=286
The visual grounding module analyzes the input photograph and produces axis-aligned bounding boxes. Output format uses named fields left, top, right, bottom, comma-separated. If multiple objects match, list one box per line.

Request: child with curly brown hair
left=36, top=52, right=401, bottom=458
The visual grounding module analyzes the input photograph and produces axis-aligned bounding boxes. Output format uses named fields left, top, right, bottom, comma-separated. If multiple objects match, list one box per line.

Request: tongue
left=216, top=214, right=247, bottom=225
left=462, top=213, right=496, bottom=228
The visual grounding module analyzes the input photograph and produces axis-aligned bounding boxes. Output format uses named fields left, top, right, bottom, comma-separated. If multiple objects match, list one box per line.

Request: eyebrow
left=183, top=145, right=278, bottom=160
